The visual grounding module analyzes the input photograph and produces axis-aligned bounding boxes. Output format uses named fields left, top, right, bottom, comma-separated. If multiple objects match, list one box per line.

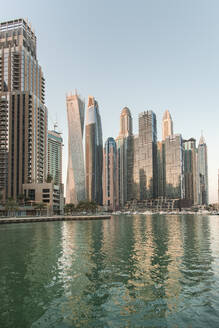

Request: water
left=0, top=214, right=219, bottom=328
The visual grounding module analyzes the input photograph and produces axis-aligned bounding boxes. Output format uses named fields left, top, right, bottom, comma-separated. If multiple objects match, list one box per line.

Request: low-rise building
left=22, top=182, right=64, bottom=215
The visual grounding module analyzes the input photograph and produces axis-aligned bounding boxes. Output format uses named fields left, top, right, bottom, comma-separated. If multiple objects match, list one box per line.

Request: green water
left=0, top=214, right=219, bottom=328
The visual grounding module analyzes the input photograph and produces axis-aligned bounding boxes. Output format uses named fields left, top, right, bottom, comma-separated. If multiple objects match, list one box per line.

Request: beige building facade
left=85, top=96, right=103, bottom=204
left=66, top=92, right=86, bottom=205
left=23, top=182, right=64, bottom=214
left=162, top=110, right=173, bottom=141
left=116, top=107, right=133, bottom=206
left=103, top=138, right=118, bottom=210
left=0, top=19, right=47, bottom=200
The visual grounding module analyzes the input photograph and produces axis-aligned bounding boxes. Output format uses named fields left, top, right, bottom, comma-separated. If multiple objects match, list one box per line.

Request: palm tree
left=17, top=194, right=25, bottom=205
left=5, top=199, right=18, bottom=217
left=89, top=201, right=97, bottom=213
left=64, top=203, right=75, bottom=215
left=34, top=202, right=46, bottom=216
left=76, top=201, right=97, bottom=213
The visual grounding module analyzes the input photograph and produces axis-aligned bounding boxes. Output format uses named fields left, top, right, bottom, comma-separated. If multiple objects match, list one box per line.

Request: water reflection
left=0, top=215, right=219, bottom=328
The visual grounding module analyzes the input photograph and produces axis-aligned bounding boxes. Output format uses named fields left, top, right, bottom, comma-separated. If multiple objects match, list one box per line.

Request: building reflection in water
left=6, top=214, right=215, bottom=328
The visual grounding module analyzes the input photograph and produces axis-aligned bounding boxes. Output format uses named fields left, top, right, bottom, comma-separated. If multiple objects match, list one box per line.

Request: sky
left=1, top=0, right=219, bottom=202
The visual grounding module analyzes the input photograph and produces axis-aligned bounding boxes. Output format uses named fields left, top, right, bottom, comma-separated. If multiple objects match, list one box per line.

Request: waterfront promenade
left=0, top=215, right=111, bottom=224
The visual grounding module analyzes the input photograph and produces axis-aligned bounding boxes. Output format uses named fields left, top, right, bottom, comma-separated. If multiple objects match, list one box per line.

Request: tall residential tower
left=197, top=134, right=208, bottom=205
left=66, top=92, right=86, bottom=204
left=0, top=19, right=47, bottom=199
left=116, top=107, right=134, bottom=206
left=85, top=96, right=103, bottom=204
left=162, top=110, right=173, bottom=140
left=48, top=127, right=63, bottom=186
left=103, top=137, right=117, bottom=210
left=183, top=138, right=198, bottom=204
left=164, top=134, right=184, bottom=199
left=137, top=110, right=158, bottom=199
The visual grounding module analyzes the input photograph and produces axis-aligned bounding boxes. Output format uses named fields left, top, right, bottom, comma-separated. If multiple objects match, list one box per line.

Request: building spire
left=162, top=109, right=173, bottom=140
left=119, top=107, right=133, bottom=137
left=199, top=130, right=205, bottom=145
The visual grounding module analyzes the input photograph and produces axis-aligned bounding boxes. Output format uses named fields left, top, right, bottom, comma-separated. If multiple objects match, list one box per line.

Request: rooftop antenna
left=54, top=122, right=58, bottom=132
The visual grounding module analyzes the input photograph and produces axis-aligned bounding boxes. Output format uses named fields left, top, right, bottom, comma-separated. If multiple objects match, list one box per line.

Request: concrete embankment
left=0, top=215, right=111, bottom=224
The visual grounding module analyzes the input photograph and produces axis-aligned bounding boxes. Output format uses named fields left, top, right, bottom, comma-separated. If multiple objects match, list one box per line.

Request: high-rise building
left=218, top=169, right=219, bottom=210
left=137, top=110, right=158, bottom=199
left=103, top=137, right=117, bottom=210
left=119, top=107, right=133, bottom=137
left=66, top=92, right=86, bottom=205
left=85, top=96, right=103, bottom=204
left=0, top=19, right=47, bottom=200
left=197, top=134, right=208, bottom=205
left=164, top=134, right=184, bottom=199
left=183, top=138, right=198, bottom=204
left=162, top=110, right=173, bottom=141
left=48, top=128, right=63, bottom=186
left=116, top=107, right=134, bottom=206
left=157, top=141, right=165, bottom=198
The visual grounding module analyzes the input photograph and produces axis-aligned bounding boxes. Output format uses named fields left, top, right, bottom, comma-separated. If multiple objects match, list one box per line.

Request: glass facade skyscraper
left=0, top=19, right=47, bottom=199
left=197, top=135, right=208, bottom=205
left=66, top=92, right=86, bottom=204
left=183, top=138, right=198, bottom=205
left=157, top=141, right=165, bottom=198
left=103, top=137, right=117, bottom=210
left=48, top=129, right=63, bottom=186
left=137, top=110, right=158, bottom=199
left=85, top=96, right=103, bottom=204
left=163, top=134, right=184, bottom=199
left=116, top=107, right=134, bottom=206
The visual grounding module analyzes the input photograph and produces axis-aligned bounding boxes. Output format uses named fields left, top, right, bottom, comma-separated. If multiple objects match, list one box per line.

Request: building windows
left=28, top=189, right=35, bottom=200
left=42, top=194, right=50, bottom=199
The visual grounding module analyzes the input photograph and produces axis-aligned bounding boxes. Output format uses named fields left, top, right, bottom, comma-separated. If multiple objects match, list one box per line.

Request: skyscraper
left=137, top=110, right=158, bottom=199
left=164, top=134, right=184, bottom=199
left=116, top=107, right=134, bottom=206
left=197, top=134, right=208, bottom=205
left=85, top=96, right=103, bottom=204
left=183, top=138, right=198, bottom=204
left=0, top=19, right=47, bottom=200
left=162, top=110, right=173, bottom=141
left=103, top=137, right=117, bottom=210
left=157, top=141, right=165, bottom=198
left=218, top=169, right=219, bottom=210
left=119, top=107, right=133, bottom=137
left=48, top=127, right=63, bottom=186
left=66, top=92, right=86, bottom=204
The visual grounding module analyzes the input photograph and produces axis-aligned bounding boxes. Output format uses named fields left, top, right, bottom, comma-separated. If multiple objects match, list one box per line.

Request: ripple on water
left=0, top=215, right=219, bottom=328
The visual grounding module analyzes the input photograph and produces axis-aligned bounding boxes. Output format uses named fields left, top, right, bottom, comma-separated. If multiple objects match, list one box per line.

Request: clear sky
left=1, top=0, right=219, bottom=202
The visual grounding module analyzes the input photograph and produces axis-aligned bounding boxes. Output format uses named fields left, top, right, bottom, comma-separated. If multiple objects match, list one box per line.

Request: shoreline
left=0, top=215, right=111, bottom=224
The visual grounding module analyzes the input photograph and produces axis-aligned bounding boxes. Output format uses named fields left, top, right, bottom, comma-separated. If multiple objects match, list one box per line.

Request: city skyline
left=1, top=0, right=218, bottom=202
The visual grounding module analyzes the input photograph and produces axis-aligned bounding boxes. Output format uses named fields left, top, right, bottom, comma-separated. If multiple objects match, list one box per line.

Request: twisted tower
left=66, top=92, right=86, bottom=204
